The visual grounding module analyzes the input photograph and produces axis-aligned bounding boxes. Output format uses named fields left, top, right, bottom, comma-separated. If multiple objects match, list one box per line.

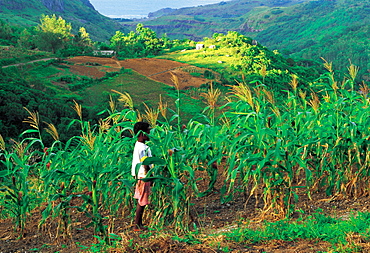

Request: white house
left=196, top=44, right=204, bottom=50
left=93, top=50, right=116, bottom=56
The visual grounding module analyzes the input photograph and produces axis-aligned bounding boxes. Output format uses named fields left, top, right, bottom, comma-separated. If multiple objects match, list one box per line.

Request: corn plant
left=39, top=109, right=137, bottom=241
left=0, top=140, right=41, bottom=237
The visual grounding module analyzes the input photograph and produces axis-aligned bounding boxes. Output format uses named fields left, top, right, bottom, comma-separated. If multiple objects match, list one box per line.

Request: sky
left=89, top=0, right=230, bottom=19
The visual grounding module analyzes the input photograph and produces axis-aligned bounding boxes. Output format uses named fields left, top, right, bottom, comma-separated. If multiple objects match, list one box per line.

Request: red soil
left=66, top=56, right=210, bottom=88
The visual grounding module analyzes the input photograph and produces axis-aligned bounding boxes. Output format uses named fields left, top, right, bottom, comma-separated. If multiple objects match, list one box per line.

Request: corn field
left=0, top=63, right=369, bottom=240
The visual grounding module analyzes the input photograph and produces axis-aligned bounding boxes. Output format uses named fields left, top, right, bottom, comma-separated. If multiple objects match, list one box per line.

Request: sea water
left=89, top=0, right=230, bottom=19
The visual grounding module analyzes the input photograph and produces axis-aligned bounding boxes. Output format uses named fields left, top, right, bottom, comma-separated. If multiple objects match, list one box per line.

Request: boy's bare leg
left=135, top=203, right=145, bottom=228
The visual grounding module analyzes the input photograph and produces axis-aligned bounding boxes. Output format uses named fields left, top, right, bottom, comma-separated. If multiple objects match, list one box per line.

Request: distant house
left=196, top=44, right=204, bottom=50
left=209, top=45, right=216, bottom=49
left=93, top=50, right=116, bottom=56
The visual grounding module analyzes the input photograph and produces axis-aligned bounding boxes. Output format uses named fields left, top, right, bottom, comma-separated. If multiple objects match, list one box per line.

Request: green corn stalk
left=40, top=181, right=74, bottom=240
left=0, top=144, right=40, bottom=238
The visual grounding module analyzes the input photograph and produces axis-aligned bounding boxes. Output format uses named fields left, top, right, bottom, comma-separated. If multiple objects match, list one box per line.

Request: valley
left=0, top=1, right=369, bottom=252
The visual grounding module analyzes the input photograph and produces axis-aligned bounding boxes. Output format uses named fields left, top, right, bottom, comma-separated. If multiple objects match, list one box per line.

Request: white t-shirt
left=131, top=141, right=152, bottom=178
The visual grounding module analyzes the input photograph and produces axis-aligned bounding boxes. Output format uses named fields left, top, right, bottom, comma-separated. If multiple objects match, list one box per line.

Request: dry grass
left=200, top=82, right=221, bottom=109
left=228, top=81, right=254, bottom=109
left=321, top=57, right=333, bottom=73
left=81, top=123, right=96, bottom=150
left=359, top=82, right=369, bottom=100
left=170, top=72, right=181, bottom=90
left=289, top=74, right=298, bottom=92
left=309, top=91, right=320, bottom=113
left=347, top=61, right=359, bottom=81
left=44, top=122, right=59, bottom=141
left=111, top=89, right=134, bottom=110
left=23, top=107, right=40, bottom=130
left=143, top=103, right=159, bottom=126
left=0, top=134, right=5, bottom=150
left=158, top=94, right=168, bottom=119
left=71, top=100, right=82, bottom=120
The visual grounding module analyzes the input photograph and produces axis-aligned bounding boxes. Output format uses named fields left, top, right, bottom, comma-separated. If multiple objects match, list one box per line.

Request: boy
left=131, top=122, right=152, bottom=231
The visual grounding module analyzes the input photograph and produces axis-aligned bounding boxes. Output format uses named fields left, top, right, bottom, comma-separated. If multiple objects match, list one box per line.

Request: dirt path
left=1, top=58, right=58, bottom=68
left=66, top=56, right=211, bottom=88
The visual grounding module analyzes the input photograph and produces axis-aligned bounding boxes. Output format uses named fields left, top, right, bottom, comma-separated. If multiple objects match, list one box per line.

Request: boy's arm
left=144, top=164, right=150, bottom=174
left=143, top=164, right=153, bottom=185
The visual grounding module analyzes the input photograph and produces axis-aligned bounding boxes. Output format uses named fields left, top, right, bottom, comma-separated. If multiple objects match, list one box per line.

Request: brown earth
left=65, top=56, right=211, bottom=88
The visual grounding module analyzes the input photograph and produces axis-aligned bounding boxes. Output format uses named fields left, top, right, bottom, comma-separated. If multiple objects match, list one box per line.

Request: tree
left=0, top=19, right=12, bottom=40
left=17, top=29, right=34, bottom=49
left=110, top=24, right=164, bottom=57
left=136, top=23, right=163, bottom=55
left=35, top=14, right=72, bottom=53
left=36, top=31, right=64, bottom=53
left=57, top=27, right=94, bottom=57
left=73, top=27, right=92, bottom=48
left=37, top=14, right=72, bottom=39
left=110, top=31, right=126, bottom=53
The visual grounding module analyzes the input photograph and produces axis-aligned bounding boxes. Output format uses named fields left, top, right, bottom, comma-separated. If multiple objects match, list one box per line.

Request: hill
left=121, top=0, right=369, bottom=80
left=0, top=0, right=126, bottom=41
left=125, top=0, right=310, bottom=41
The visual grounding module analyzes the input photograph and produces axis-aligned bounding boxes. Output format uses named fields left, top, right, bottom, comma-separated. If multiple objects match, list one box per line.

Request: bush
left=59, top=75, right=75, bottom=83
left=271, top=9, right=284, bottom=15
left=204, top=70, right=215, bottom=79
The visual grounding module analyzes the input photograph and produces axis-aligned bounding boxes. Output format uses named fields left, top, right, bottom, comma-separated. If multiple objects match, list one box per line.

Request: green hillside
left=253, top=0, right=369, bottom=80
left=123, top=0, right=369, bottom=80
left=0, top=0, right=126, bottom=41
left=122, top=0, right=310, bottom=41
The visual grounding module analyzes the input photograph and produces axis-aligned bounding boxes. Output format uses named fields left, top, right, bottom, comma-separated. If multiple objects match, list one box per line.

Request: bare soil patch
left=66, top=56, right=210, bottom=88
left=68, top=64, right=107, bottom=79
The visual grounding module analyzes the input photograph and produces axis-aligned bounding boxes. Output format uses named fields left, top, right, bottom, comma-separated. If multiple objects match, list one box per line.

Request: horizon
left=89, top=0, right=231, bottom=19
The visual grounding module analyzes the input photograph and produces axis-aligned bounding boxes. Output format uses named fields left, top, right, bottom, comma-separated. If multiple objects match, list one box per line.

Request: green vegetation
left=0, top=46, right=52, bottom=66
left=0, top=14, right=94, bottom=58
left=254, top=0, right=370, bottom=81
left=0, top=0, right=126, bottom=41
left=129, top=0, right=369, bottom=81
left=0, top=12, right=369, bottom=251
left=224, top=211, right=370, bottom=251
left=0, top=58, right=180, bottom=143
left=0, top=59, right=369, bottom=250
left=120, top=0, right=310, bottom=40
left=160, top=31, right=322, bottom=90
left=1, top=18, right=322, bottom=143
left=0, top=60, right=80, bottom=142
left=110, top=23, right=167, bottom=58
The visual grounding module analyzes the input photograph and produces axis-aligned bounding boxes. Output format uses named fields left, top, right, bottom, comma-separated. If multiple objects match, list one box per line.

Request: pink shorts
left=134, top=178, right=151, bottom=206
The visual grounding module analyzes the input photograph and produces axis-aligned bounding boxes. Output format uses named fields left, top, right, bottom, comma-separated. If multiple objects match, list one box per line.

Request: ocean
left=89, top=0, right=230, bottom=19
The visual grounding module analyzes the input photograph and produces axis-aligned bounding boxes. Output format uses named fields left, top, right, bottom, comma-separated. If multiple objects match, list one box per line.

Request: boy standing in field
left=131, top=122, right=152, bottom=231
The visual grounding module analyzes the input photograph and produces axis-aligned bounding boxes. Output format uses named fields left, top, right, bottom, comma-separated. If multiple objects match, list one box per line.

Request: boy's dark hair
left=134, top=122, right=150, bottom=135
